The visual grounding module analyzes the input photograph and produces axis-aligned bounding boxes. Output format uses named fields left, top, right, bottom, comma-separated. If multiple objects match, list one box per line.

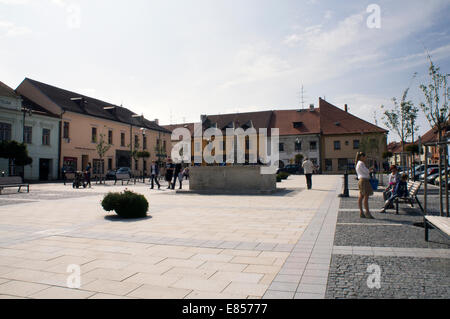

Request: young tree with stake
left=419, top=55, right=449, bottom=217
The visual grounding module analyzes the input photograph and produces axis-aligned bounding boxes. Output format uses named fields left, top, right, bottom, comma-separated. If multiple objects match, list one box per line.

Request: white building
left=0, top=81, right=59, bottom=180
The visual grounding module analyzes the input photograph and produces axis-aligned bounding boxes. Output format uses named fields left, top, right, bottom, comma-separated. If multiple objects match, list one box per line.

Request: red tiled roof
left=421, top=121, right=450, bottom=144
left=319, top=98, right=387, bottom=135
left=271, top=109, right=320, bottom=135
left=387, top=141, right=412, bottom=153
left=163, top=98, right=388, bottom=138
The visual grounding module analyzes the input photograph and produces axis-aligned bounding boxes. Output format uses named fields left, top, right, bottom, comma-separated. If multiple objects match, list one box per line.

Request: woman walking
left=165, top=158, right=174, bottom=189
left=355, top=152, right=374, bottom=219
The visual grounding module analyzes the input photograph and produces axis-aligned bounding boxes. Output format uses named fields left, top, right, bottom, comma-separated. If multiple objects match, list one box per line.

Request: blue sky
left=1, top=0, right=450, bottom=141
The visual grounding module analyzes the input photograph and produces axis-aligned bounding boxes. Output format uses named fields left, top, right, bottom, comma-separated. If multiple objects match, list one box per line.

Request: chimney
left=344, top=104, right=348, bottom=112
left=309, top=104, right=315, bottom=112
left=154, top=119, right=159, bottom=125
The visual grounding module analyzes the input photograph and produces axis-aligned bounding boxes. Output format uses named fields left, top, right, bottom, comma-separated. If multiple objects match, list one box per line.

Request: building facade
left=319, top=99, right=388, bottom=174
left=0, top=82, right=59, bottom=180
left=162, top=99, right=387, bottom=174
left=420, top=122, right=450, bottom=165
left=272, top=108, right=321, bottom=167
left=16, top=78, right=172, bottom=178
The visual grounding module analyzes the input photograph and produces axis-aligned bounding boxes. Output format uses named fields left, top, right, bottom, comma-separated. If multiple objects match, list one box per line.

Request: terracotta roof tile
left=319, top=98, right=387, bottom=135
left=271, top=109, right=320, bottom=135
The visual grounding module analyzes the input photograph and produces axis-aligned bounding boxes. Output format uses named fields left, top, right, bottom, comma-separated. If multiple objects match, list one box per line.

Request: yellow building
left=319, top=98, right=388, bottom=173
left=16, top=78, right=172, bottom=178
left=164, top=111, right=273, bottom=166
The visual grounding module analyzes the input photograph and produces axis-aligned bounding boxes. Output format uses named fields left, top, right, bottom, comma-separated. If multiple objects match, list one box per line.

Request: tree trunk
left=438, top=130, right=443, bottom=217
left=424, top=147, right=428, bottom=215
left=445, top=145, right=449, bottom=217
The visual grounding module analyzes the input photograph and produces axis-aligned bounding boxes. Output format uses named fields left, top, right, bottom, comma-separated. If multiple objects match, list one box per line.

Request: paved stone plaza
left=0, top=175, right=448, bottom=299
left=326, top=177, right=450, bottom=299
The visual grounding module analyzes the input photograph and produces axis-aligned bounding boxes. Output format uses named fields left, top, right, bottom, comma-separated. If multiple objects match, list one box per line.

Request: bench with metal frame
left=395, top=181, right=424, bottom=215
left=424, top=215, right=450, bottom=242
left=114, top=173, right=131, bottom=185
left=0, top=176, right=29, bottom=194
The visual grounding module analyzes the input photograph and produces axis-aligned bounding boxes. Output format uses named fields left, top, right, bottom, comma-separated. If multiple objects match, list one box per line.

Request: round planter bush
left=279, top=172, right=290, bottom=180
left=101, top=190, right=149, bottom=219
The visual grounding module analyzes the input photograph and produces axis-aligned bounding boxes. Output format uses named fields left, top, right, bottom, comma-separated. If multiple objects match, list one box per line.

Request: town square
left=0, top=0, right=449, bottom=304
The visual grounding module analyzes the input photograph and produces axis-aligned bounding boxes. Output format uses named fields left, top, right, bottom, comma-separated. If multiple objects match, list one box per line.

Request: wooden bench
left=0, top=176, right=29, bottom=194
left=395, top=181, right=424, bottom=215
left=424, top=216, right=450, bottom=241
left=114, top=173, right=131, bottom=185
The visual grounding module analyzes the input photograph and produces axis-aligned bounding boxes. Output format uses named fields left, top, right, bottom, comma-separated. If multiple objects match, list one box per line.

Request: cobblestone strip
left=263, top=179, right=343, bottom=299
left=333, top=246, right=450, bottom=258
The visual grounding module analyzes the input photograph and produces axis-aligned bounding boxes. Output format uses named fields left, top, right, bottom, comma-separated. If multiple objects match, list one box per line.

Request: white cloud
left=0, top=20, right=31, bottom=37
left=0, top=0, right=30, bottom=4
left=324, top=10, right=333, bottom=20
left=220, top=43, right=291, bottom=89
left=0, top=0, right=68, bottom=6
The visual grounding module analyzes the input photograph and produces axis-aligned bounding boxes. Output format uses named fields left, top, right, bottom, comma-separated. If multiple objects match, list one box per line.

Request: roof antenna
left=299, top=84, right=306, bottom=109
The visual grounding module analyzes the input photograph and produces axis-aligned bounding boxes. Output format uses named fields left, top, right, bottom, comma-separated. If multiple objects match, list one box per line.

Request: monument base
left=184, top=166, right=277, bottom=195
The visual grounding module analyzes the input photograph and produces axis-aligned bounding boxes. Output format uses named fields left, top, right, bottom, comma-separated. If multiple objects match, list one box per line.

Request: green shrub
left=277, top=172, right=290, bottom=182
left=101, top=190, right=149, bottom=219
left=279, top=172, right=290, bottom=180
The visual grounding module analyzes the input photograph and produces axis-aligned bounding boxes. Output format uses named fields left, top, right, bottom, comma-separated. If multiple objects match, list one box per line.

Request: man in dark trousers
left=85, top=162, right=92, bottom=188
left=150, top=160, right=160, bottom=189
left=302, top=157, right=315, bottom=190
left=172, top=163, right=182, bottom=190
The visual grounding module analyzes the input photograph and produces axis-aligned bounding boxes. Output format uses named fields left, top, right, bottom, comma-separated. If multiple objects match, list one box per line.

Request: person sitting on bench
left=379, top=173, right=408, bottom=213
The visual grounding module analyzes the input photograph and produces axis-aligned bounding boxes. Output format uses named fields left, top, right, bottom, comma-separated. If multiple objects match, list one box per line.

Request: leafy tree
left=0, top=141, right=32, bottom=175
left=359, top=135, right=386, bottom=182
left=382, top=151, right=393, bottom=159
left=419, top=56, right=449, bottom=140
left=381, top=73, right=419, bottom=161
left=381, top=73, right=419, bottom=167
left=405, top=144, right=419, bottom=154
left=96, top=134, right=111, bottom=183
left=294, top=154, right=304, bottom=165
left=419, top=55, right=449, bottom=216
left=137, top=151, right=150, bottom=158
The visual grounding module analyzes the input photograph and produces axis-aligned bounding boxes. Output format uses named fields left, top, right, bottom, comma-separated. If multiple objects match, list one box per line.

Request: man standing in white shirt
left=302, top=157, right=316, bottom=190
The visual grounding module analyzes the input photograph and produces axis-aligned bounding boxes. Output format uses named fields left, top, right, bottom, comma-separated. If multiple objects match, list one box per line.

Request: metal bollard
left=339, top=171, right=349, bottom=198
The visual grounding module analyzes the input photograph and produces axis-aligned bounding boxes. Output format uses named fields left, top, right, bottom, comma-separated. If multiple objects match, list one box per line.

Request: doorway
left=82, top=155, right=89, bottom=172
left=39, top=159, right=51, bottom=181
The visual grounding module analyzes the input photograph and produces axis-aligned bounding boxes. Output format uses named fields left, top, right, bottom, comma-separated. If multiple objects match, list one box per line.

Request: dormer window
left=293, top=122, right=303, bottom=128
left=223, top=121, right=235, bottom=130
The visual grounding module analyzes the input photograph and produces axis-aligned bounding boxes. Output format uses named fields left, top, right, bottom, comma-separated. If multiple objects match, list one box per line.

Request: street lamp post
left=140, top=127, right=146, bottom=183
